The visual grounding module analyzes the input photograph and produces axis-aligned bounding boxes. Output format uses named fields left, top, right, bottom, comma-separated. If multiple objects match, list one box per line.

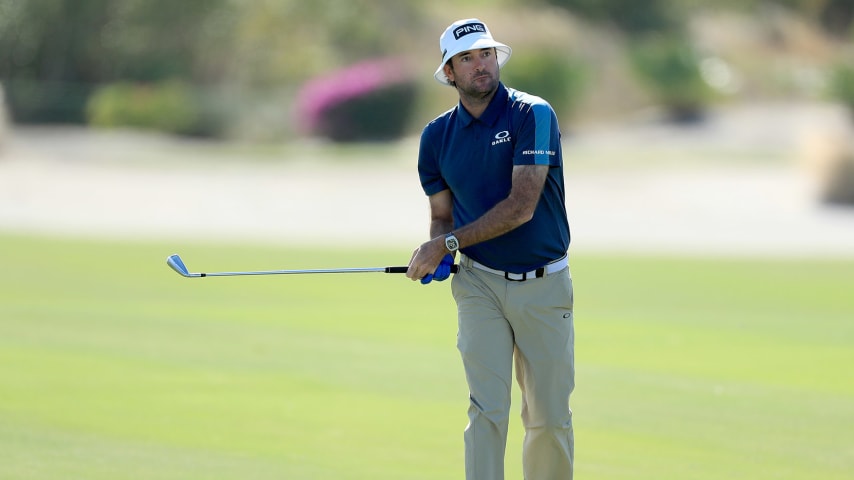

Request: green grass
left=1, top=234, right=852, bottom=479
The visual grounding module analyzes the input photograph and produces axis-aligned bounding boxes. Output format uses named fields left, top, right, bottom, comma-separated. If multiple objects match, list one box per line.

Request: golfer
left=406, top=18, right=575, bottom=480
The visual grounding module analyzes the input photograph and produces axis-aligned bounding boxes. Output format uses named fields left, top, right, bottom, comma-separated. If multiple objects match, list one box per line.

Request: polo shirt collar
left=455, top=82, right=508, bottom=128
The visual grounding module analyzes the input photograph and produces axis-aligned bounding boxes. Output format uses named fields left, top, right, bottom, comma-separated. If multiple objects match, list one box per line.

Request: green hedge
left=501, top=50, right=588, bottom=122
left=828, top=61, right=854, bottom=117
left=86, top=81, right=199, bottom=135
left=627, top=35, right=713, bottom=122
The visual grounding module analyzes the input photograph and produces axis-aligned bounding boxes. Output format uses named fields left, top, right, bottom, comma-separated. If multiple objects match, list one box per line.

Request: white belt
left=461, top=254, right=569, bottom=281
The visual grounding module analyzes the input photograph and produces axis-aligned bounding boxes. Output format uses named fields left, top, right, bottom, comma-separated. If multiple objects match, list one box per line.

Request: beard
left=456, top=71, right=499, bottom=100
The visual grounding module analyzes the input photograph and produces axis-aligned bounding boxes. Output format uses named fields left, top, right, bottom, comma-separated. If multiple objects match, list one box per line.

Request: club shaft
left=197, top=266, right=457, bottom=277
left=201, top=267, right=389, bottom=277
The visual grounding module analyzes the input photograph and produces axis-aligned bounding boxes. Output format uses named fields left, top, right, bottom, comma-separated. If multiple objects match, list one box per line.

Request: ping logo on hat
left=453, top=22, right=486, bottom=40
left=433, top=18, right=513, bottom=86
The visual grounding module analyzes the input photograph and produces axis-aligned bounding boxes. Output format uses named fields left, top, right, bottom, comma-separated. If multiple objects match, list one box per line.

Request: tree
left=0, top=0, right=235, bottom=123
left=541, top=0, right=683, bottom=35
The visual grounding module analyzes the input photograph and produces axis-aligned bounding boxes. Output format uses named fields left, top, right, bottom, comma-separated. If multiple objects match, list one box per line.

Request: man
left=406, top=18, right=575, bottom=480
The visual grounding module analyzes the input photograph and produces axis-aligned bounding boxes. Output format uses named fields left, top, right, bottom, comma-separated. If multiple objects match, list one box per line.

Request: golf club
left=166, top=253, right=458, bottom=278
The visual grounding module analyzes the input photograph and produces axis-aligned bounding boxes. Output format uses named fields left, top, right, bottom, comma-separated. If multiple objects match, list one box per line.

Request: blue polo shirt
left=418, top=82, right=570, bottom=273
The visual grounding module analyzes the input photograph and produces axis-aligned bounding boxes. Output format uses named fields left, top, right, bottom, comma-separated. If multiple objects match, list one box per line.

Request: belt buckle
left=505, top=271, right=527, bottom=282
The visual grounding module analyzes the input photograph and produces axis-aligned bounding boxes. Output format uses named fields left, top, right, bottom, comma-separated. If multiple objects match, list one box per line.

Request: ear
left=443, top=62, right=455, bottom=84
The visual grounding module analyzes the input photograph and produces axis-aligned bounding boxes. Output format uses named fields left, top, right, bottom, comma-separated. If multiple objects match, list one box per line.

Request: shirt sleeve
left=514, top=101, right=562, bottom=167
left=418, top=121, right=449, bottom=196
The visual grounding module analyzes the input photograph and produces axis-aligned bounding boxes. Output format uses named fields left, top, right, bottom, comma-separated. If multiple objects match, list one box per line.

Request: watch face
left=445, top=235, right=459, bottom=251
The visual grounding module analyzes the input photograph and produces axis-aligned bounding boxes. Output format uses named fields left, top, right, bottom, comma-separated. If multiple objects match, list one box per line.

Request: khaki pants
left=452, top=260, right=574, bottom=480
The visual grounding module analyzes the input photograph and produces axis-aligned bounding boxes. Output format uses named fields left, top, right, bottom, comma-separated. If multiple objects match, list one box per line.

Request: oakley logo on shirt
left=492, top=130, right=512, bottom=146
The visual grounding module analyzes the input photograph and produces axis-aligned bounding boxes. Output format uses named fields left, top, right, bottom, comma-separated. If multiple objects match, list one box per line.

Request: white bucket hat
left=434, top=18, right=512, bottom=86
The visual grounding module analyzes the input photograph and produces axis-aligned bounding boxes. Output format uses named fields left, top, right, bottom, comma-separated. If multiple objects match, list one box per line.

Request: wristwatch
left=444, top=232, right=460, bottom=253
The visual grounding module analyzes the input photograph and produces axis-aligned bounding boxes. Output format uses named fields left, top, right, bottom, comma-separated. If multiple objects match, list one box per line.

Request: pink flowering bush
left=295, top=57, right=418, bottom=142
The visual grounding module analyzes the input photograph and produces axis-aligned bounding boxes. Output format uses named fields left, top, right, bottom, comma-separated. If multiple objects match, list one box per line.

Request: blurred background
left=2, top=2, right=854, bottom=479
left=1, top=0, right=854, bottom=255
left=1, top=0, right=853, bottom=139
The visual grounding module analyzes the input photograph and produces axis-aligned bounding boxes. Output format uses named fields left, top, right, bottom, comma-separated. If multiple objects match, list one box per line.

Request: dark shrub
left=295, top=58, right=419, bottom=143
left=3, top=80, right=94, bottom=124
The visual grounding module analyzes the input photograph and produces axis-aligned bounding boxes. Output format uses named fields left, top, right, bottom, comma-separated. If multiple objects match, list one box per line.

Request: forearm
left=407, top=165, right=545, bottom=279
left=407, top=200, right=530, bottom=280
left=430, top=217, right=454, bottom=239
left=448, top=164, right=547, bottom=251
left=424, top=194, right=527, bottom=257
left=450, top=197, right=532, bottom=250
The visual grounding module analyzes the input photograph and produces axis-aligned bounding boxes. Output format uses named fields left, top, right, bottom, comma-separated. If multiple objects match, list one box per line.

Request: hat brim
left=434, top=42, right=512, bottom=86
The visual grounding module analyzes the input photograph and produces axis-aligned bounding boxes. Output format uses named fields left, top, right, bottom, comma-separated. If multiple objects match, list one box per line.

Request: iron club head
left=166, top=254, right=195, bottom=277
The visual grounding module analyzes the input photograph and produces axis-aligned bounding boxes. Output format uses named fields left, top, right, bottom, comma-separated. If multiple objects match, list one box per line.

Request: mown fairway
left=1, top=234, right=852, bottom=479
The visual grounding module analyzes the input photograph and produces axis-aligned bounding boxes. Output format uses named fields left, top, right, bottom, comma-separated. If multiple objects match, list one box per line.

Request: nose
left=473, top=57, right=488, bottom=73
